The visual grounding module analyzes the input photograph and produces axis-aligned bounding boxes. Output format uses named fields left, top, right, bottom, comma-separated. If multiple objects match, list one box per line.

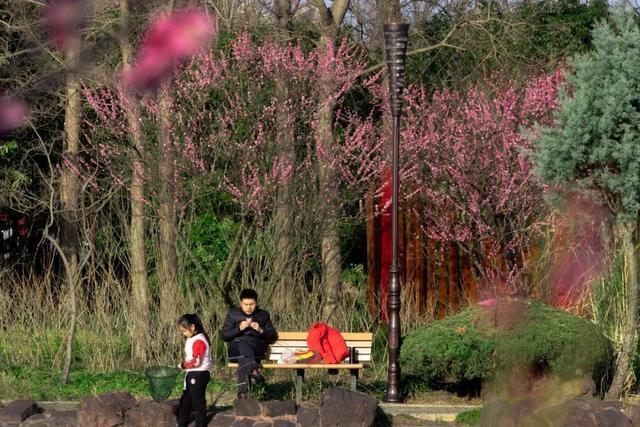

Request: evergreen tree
left=534, top=6, right=640, bottom=398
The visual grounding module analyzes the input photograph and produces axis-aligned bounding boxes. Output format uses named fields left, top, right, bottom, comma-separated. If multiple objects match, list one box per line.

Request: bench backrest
left=267, top=332, right=373, bottom=363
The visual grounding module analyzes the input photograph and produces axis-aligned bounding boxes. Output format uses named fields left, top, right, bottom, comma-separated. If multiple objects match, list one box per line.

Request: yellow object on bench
left=227, top=331, right=373, bottom=402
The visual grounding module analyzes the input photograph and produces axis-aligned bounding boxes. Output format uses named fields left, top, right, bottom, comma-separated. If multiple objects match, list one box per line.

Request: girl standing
left=176, top=314, right=211, bottom=427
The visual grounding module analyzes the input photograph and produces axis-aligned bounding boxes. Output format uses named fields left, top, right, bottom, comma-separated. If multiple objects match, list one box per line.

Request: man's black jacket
left=220, top=307, right=278, bottom=345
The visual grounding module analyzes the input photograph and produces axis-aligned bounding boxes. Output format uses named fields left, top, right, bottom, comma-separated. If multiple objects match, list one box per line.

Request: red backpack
left=306, top=322, right=350, bottom=364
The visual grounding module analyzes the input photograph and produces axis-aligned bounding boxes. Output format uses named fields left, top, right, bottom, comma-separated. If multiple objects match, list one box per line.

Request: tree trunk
left=275, top=0, right=292, bottom=36
left=311, top=0, right=350, bottom=323
left=120, top=0, right=150, bottom=366
left=405, top=207, right=416, bottom=310
left=157, top=92, right=179, bottom=337
left=414, top=212, right=426, bottom=315
left=317, top=61, right=342, bottom=322
left=437, top=241, right=448, bottom=319
left=218, top=222, right=252, bottom=306
left=271, top=0, right=295, bottom=311
left=461, top=251, right=479, bottom=304
left=374, top=0, right=402, bottom=52
left=448, top=241, right=460, bottom=312
left=60, top=42, right=81, bottom=385
left=366, top=185, right=379, bottom=317
left=427, top=236, right=437, bottom=319
left=606, top=222, right=638, bottom=399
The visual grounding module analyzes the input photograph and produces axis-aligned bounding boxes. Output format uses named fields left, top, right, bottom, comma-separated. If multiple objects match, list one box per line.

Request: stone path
left=380, top=403, right=479, bottom=424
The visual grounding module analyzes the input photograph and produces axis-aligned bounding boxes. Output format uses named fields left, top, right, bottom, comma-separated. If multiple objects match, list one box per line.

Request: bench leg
left=350, top=369, right=359, bottom=392
left=295, top=369, right=304, bottom=403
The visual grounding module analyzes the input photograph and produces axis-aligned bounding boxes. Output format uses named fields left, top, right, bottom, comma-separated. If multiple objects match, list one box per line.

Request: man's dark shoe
left=250, top=368, right=265, bottom=385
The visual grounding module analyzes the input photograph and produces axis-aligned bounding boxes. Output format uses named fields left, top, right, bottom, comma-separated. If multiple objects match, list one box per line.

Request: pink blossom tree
left=390, top=70, right=564, bottom=297
left=195, top=33, right=384, bottom=311
left=82, top=6, right=217, bottom=349
left=198, top=33, right=382, bottom=221
left=84, top=31, right=384, bottom=311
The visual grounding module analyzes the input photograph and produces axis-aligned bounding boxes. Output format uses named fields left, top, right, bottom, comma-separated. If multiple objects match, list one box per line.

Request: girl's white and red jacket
left=181, top=333, right=211, bottom=372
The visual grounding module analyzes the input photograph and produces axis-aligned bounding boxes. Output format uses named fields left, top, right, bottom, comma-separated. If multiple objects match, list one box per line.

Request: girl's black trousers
left=177, top=370, right=210, bottom=427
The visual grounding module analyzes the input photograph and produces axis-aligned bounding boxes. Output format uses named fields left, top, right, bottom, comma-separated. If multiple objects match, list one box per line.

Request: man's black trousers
left=228, top=339, right=266, bottom=392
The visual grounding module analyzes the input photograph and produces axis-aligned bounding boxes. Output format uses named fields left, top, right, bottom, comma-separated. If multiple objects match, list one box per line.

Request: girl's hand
left=177, top=362, right=183, bottom=369
left=250, top=322, right=262, bottom=332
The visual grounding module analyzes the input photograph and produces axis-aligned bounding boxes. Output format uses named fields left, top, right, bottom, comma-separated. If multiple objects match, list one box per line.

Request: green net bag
left=145, top=366, right=181, bottom=402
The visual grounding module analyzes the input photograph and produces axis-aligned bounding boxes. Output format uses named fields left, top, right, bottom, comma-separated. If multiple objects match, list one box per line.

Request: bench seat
left=226, top=331, right=372, bottom=402
left=228, top=363, right=365, bottom=369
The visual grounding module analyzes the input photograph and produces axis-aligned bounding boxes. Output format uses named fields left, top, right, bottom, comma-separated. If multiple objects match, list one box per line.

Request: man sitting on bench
left=221, top=288, right=278, bottom=398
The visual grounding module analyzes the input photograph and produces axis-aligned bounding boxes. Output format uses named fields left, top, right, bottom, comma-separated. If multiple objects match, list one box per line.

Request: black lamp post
left=383, top=21, right=409, bottom=404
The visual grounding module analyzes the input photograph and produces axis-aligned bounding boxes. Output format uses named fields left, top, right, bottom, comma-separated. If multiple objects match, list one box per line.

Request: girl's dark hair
left=177, top=313, right=210, bottom=344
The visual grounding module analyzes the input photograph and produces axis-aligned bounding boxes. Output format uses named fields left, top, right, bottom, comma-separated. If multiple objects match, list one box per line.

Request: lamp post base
left=383, top=392, right=402, bottom=403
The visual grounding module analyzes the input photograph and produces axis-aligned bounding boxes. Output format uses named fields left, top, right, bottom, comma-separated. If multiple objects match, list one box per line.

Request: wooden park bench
left=227, top=331, right=373, bottom=402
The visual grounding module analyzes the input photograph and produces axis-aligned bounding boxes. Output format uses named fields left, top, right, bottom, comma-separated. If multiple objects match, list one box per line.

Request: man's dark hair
left=239, top=288, right=258, bottom=301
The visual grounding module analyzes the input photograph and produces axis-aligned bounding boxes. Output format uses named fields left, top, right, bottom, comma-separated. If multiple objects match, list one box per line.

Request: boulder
left=124, top=401, right=175, bottom=427
left=319, top=388, right=377, bottom=427
left=233, top=399, right=261, bottom=418
left=520, top=413, right=551, bottom=427
left=623, top=404, right=640, bottom=427
left=77, top=390, right=136, bottom=427
left=544, top=399, right=630, bottom=427
left=19, top=411, right=76, bottom=427
left=209, top=412, right=234, bottom=427
left=259, top=400, right=295, bottom=418
left=512, top=398, right=537, bottom=420
left=19, top=414, right=49, bottom=427
left=230, top=418, right=254, bottom=427
left=296, top=402, right=319, bottom=427
left=159, top=398, right=180, bottom=417
left=0, top=400, right=38, bottom=427
left=49, top=410, right=77, bottom=427
left=567, top=398, right=622, bottom=412
left=480, top=396, right=633, bottom=427
left=593, top=408, right=632, bottom=427
left=560, top=411, right=598, bottom=427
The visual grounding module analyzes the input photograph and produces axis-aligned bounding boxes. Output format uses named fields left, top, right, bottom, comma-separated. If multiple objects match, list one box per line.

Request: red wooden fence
left=366, top=189, right=480, bottom=320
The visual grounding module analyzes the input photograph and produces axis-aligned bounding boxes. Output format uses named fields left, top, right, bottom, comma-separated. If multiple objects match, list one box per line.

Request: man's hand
left=239, top=319, right=252, bottom=331
left=250, top=322, right=262, bottom=333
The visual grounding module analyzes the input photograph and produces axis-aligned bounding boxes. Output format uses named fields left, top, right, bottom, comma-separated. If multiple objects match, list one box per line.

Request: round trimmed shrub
left=400, top=300, right=611, bottom=389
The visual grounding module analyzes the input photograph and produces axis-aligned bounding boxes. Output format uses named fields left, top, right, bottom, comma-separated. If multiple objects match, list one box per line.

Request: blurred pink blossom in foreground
left=122, top=9, right=216, bottom=92
left=46, top=0, right=87, bottom=49
left=478, top=298, right=497, bottom=307
left=548, top=196, right=609, bottom=309
left=0, top=98, right=28, bottom=135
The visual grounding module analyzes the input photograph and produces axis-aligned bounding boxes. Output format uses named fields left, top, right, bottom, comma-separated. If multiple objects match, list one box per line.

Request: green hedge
left=400, top=300, right=611, bottom=388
